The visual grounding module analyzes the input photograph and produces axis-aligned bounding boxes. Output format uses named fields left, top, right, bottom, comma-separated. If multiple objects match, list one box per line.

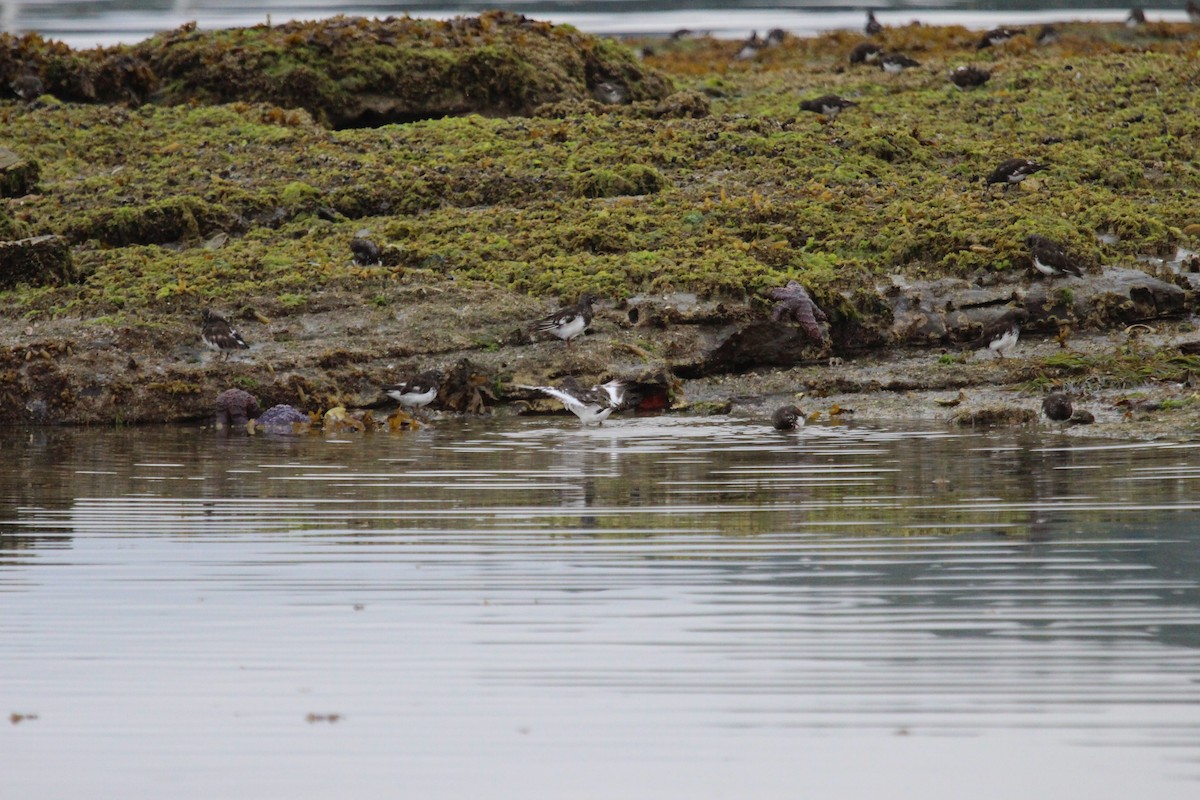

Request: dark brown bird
left=384, top=369, right=442, bottom=411
left=1042, top=392, right=1073, bottom=422
left=978, top=27, right=1024, bottom=48
left=10, top=73, right=43, bottom=101
left=849, top=42, right=882, bottom=64
left=799, top=94, right=857, bottom=118
left=950, top=65, right=991, bottom=89
left=772, top=405, right=805, bottom=431
left=966, top=308, right=1029, bottom=360
left=533, top=293, right=598, bottom=346
left=865, top=10, right=883, bottom=35
left=1025, top=235, right=1084, bottom=278
left=985, top=158, right=1048, bottom=191
left=201, top=309, right=250, bottom=359
left=880, top=53, right=921, bottom=73
left=1126, top=8, right=1147, bottom=27
left=1036, top=25, right=1061, bottom=45
left=350, top=236, right=381, bottom=266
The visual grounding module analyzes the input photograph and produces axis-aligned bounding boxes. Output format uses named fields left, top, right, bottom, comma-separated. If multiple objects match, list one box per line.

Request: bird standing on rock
left=849, top=42, right=882, bottom=64
left=799, top=94, right=857, bottom=118
left=950, top=65, right=991, bottom=89
left=533, top=293, right=598, bottom=346
left=985, top=158, right=1048, bottom=192
left=384, top=369, right=441, bottom=412
left=879, top=53, right=921, bottom=73
left=1042, top=393, right=1073, bottom=422
left=966, top=308, right=1028, bottom=360
left=977, top=27, right=1024, bottom=48
left=10, top=72, right=43, bottom=101
left=201, top=309, right=250, bottom=360
left=1025, top=234, right=1084, bottom=278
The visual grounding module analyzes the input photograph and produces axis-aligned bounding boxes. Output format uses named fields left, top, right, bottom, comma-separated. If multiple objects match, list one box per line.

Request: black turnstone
left=1025, top=234, right=1084, bottom=278
left=350, top=235, right=382, bottom=266
left=1042, top=392, right=1073, bottom=422
left=1189, top=1, right=1200, bottom=24
left=384, top=369, right=441, bottom=411
left=771, top=404, right=805, bottom=431
left=765, top=29, right=787, bottom=46
left=879, top=53, right=921, bottom=73
left=1035, top=25, right=1061, bottom=45
left=977, top=27, right=1025, bottom=49
left=1126, top=8, right=1146, bottom=27
left=849, top=42, right=882, bottom=65
left=967, top=308, right=1028, bottom=360
left=985, top=157, right=1048, bottom=191
left=520, top=377, right=626, bottom=426
left=201, top=309, right=249, bottom=358
left=735, top=31, right=765, bottom=61
left=799, top=94, right=857, bottom=118
left=950, top=65, right=991, bottom=89
left=533, top=292, right=598, bottom=346
left=592, top=81, right=629, bottom=105
left=10, top=73, right=43, bottom=101
left=865, top=10, right=883, bottom=35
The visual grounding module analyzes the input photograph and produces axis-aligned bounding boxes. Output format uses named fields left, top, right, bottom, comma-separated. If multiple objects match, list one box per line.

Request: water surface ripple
left=2, top=418, right=1200, bottom=798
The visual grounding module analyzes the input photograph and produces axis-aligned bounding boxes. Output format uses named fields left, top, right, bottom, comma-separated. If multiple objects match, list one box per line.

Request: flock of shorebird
left=201, top=291, right=630, bottom=426
left=192, top=8, right=1200, bottom=430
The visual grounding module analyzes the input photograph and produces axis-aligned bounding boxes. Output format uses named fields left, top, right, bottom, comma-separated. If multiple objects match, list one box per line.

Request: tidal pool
left=2, top=417, right=1199, bottom=798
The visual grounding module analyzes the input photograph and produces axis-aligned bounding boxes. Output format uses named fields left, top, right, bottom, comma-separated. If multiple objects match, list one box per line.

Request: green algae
left=1, top=19, right=1198, bottom=335
left=0, top=12, right=672, bottom=128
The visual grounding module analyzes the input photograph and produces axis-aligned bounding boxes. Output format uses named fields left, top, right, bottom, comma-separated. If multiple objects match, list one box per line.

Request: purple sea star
left=767, top=280, right=829, bottom=343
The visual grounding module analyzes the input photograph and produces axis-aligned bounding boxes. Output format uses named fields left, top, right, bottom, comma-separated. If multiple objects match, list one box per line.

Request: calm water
left=3, top=417, right=1200, bottom=798
left=2, top=0, right=1194, bottom=47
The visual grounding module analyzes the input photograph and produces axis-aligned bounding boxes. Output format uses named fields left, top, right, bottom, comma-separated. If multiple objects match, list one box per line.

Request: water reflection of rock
left=3, top=425, right=1200, bottom=657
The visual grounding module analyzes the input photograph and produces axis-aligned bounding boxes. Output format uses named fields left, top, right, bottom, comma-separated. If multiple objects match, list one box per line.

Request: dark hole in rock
left=628, top=307, right=640, bottom=325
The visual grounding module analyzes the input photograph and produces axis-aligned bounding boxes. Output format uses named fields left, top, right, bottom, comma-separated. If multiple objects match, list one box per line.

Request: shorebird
left=350, top=236, right=381, bottom=266
left=985, top=158, right=1048, bottom=193
left=384, top=369, right=441, bottom=411
left=1035, top=25, right=1061, bottom=45
left=771, top=404, right=805, bottom=431
left=1126, top=8, right=1147, bottom=27
left=201, top=309, right=249, bottom=360
left=865, top=10, right=883, bottom=35
left=799, top=94, right=857, bottom=118
left=950, top=65, right=991, bottom=89
left=533, top=293, right=598, bottom=346
left=521, top=377, right=626, bottom=426
left=1042, top=392, right=1073, bottom=422
left=966, top=308, right=1028, bottom=360
left=849, top=42, right=882, bottom=64
left=879, top=53, right=920, bottom=73
left=10, top=73, right=43, bottom=101
left=1025, top=234, right=1084, bottom=278
left=977, top=27, right=1025, bottom=48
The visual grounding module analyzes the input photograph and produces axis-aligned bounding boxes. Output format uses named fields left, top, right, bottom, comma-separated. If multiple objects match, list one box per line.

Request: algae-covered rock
left=1, top=12, right=673, bottom=128
left=0, top=147, right=39, bottom=197
left=0, top=235, right=74, bottom=288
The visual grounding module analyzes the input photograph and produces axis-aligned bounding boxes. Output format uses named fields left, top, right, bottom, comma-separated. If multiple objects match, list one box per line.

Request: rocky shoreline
left=2, top=14, right=1200, bottom=434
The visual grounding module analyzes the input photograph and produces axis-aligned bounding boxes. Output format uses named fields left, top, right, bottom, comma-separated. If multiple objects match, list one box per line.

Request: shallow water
left=3, top=417, right=1200, bottom=798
